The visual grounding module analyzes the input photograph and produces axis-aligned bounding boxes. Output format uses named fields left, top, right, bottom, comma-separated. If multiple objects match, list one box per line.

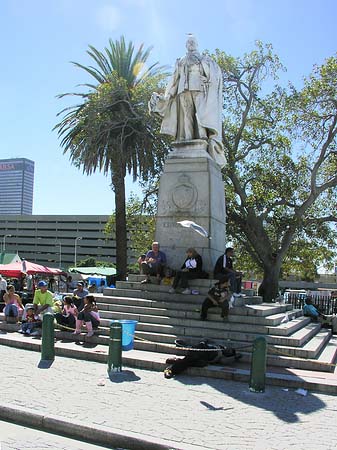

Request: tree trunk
left=258, top=264, right=280, bottom=302
left=112, top=168, right=127, bottom=281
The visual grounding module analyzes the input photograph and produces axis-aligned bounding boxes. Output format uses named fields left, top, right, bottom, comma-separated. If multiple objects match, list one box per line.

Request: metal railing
left=286, top=293, right=337, bottom=315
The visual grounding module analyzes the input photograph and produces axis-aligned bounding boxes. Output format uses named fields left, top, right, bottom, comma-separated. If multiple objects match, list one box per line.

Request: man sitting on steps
left=303, top=297, right=337, bottom=334
left=139, top=242, right=167, bottom=284
left=214, top=247, right=243, bottom=296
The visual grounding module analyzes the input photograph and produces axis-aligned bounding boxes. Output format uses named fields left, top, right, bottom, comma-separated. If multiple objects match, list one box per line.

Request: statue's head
left=186, top=34, right=198, bottom=52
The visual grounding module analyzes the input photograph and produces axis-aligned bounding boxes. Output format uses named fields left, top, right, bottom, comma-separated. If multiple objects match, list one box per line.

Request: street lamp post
left=55, top=241, right=62, bottom=269
left=74, top=237, right=82, bottom=267
left=3, top=234, right=12, bottom=253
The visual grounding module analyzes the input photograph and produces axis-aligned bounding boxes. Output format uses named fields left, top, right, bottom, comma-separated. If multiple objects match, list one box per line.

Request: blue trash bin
left=110, top=319, right=138, bottom=351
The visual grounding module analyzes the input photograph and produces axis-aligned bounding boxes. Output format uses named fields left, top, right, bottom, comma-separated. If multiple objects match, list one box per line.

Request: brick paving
left=1, top=345, right=337, bottom=450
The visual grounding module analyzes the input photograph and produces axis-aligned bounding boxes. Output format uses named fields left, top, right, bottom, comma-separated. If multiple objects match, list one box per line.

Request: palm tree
left=54, top=36, right=168, bottom=280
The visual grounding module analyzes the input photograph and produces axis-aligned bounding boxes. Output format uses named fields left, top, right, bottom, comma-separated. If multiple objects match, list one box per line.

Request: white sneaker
left=181, top=289, right=191, bottom=295
left=87, top=331, right=94, bottom=337
left=168, top=288, right=176, bottom=294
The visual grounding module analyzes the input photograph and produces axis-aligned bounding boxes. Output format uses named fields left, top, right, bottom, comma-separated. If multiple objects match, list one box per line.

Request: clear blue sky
left=1, top=0, right=336, bottom=215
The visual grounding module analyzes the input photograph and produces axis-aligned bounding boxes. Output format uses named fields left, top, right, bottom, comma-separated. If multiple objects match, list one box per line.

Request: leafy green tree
left=76, top=257, right=115, bottom=268
left=54, top=36, right=169, bottom=280
left=214, top=43, right=337, bottom=300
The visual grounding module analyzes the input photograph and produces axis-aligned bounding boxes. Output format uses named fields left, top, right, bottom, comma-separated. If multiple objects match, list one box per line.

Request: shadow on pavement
left=200, top=400, right=234, bottom=411
left=38, top=359, right=54, bottom=369
left=75, top=341, right=98, bottom=349
left=108, top=370, right=141, bottom=383
left=175, top=374, right=327, bottom=423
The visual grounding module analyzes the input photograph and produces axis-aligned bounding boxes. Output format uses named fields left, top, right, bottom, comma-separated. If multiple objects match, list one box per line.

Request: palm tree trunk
left=111, top=167, right=127, bottom=281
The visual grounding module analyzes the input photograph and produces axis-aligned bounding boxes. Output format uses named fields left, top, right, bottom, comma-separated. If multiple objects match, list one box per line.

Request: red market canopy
left=0, top=261, right=63, bottom=278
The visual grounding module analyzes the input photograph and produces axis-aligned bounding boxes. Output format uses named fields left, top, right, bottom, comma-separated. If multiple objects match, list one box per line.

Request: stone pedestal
left=155, top=140, right=226, bottom=273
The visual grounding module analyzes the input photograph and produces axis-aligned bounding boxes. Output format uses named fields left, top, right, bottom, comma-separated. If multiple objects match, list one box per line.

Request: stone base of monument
left=155, top=140, right=226, bottom=272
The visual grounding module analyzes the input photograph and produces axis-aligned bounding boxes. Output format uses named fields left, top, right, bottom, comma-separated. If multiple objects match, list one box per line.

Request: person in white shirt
left=169, top=248, right=203, bottom=295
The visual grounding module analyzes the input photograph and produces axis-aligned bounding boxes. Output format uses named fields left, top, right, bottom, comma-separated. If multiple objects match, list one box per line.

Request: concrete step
left=116, top=281, right=210, bottom=295
left=116, top=281, right=258, bottom=298
left=72, top=298, right=299, bottom=331
left=1, top=318, right=336, bottom=375
left=91, top=317, right=321, bottom=348
left=97, top=309, right=311, bottom=337
left=1, top=329, right=337, bottom=393
left=269, top=329, right=332, bottom=359
left=240, top=349, right=335, bottom=373
left=105, top=287, right=263, bottom=306
left=96, top=301, right=303, bottom=327
left=214, top=309, right=303, bottom=326
left=0, top=317, right=319, bottom=353
left=0, top=317, right=322, bottom=362
left=125, top=273, right=258, bottom=292
left=126, top=274, right=215, bottom=287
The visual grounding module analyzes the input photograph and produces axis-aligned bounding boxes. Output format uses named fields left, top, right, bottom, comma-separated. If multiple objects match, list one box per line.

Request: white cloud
left=96, top=5, right=122, bottom=31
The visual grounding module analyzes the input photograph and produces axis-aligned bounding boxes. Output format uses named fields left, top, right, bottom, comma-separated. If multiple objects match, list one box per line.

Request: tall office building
left=0, top=158, right=34, bottom=215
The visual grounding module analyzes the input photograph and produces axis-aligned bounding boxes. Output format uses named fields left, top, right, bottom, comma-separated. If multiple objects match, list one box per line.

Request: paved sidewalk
left=1, top=345, right=337, bottom=450
left=0, top=420, right=112, bottom=450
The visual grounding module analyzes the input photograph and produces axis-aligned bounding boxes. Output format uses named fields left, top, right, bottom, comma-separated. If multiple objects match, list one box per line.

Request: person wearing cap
left=72, top=281, right=89, bottom=311
left=33, top=281, right=54, bottom=315
left=200, top=275, right=232, bottom=321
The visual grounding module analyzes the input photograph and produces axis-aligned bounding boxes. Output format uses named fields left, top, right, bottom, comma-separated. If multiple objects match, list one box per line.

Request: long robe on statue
left=150, top=51, right=225, bottom=168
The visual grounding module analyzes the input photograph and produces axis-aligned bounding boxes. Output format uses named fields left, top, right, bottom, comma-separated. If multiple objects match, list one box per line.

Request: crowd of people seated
left=138, top=243, right=244, bottom=322
left=0, top=277, right=101, bottom=338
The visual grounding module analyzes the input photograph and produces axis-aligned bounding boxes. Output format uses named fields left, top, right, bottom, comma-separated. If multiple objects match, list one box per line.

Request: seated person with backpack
left=200, top=275, right=232, bottom=321
left=303, top=297, right=337, bottom=334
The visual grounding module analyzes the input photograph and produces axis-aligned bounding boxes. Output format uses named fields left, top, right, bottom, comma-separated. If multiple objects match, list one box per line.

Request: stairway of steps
left=0, top=273, right=337, bottom=379
left=95, top=274, right=336, bottom=371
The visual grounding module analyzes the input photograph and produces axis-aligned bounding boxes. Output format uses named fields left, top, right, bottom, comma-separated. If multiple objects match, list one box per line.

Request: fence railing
left=286, top=293, right=337, bottom=315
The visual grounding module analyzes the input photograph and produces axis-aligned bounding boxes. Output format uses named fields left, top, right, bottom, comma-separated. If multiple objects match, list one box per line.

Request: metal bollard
left=249, top=336, right=267, bottom=393
left=108, top=322, right=122, bottom=373
left=41, top=312, right=55, bottom=361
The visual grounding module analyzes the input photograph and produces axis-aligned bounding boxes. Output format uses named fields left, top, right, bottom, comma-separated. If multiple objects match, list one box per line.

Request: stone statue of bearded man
left=149, top=35, right=225, bottom=167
